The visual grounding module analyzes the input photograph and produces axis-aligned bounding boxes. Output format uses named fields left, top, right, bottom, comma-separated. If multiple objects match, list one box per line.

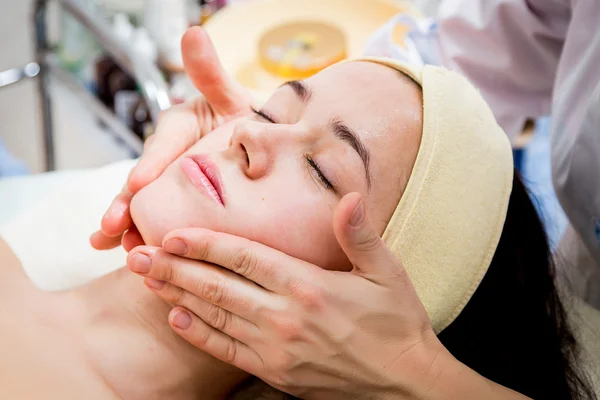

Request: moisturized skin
left=131, top=61, right=423, bottom=272
left=0, top=61, right=422, bottom=399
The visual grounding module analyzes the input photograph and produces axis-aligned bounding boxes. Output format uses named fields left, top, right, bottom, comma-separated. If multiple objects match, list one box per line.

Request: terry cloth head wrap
left=344, top=57, right=514, bottom=333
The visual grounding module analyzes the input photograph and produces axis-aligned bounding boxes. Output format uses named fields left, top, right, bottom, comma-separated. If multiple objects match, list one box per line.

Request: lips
left=180, top=155, right=225, bottom=206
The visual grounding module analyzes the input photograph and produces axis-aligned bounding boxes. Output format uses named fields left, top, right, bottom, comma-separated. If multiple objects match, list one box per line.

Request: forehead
left=306, top=62, right=423, bottom=172
left=304, top=61, right=422, bottom=148
left=306, top=61, right=423, bottom=203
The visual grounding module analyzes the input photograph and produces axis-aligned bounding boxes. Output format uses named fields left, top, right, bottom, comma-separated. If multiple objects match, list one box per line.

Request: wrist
left=387, top=337, right=530, bottom=400
left=378, top=330, right=448, bottom=400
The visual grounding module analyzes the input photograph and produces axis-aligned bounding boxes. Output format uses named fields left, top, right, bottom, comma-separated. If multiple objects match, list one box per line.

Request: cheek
left=129, top=126, right=236, bottom=246
left=130, top=180, right=187, bottom=247
left=236, top=189, right=351, bottom=272
left=130, top=166, right=220, bottom=246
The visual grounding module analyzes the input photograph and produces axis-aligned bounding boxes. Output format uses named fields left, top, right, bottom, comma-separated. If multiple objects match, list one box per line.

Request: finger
left=143, top=133, right=157, bottom=150
left=128, top=103, right=200, bottom=194
left=144, top=279, right=259, bottom=345
left=333, top=193, right=401, bottom=277
left=181, top=26, right=253, bottom=115
left=127, top=247, right=272, bottom=322
left=161, top=229, right=314, bottom=294
left=90, top=230, right=123, bottom=250
left=122, top=225, right=145, bottom=252
left=168, top=307, right=264, bottom=376
left=100, top=185, right=133, bottom=237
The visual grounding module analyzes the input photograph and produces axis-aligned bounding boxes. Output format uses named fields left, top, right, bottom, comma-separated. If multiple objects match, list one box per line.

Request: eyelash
left=305, top=155, right=335, bottom=192
left=251, top=107, right=336, bottom=193
left=251, top=107, right=276, bottom=123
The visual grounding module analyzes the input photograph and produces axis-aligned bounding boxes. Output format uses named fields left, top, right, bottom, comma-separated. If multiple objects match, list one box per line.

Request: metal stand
left=34, top=0, right=56, bottom=171
left=0, top=0, right=172, bottom=172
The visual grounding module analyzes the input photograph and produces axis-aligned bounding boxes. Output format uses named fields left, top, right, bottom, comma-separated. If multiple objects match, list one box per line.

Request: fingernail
left=144, top=277, right=165, bottom=290
left=349, top=199, right=365, bottom=227
left=164, top=238, right=188, bottom=255
left=171, top=310, right=192, bottom=330
left=128, top=253, right=152, bottom=274
left=104, top=201, right=126, bottom=221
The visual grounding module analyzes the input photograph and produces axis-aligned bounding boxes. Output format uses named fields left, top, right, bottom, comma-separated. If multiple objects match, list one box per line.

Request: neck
left=69, top=267, right=248, bottom=400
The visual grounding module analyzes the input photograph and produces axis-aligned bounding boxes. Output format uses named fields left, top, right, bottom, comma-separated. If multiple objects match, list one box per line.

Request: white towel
left=0, top=160, right=136, bottom=291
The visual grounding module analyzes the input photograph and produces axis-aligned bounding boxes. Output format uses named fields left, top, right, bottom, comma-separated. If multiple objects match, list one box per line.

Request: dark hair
left=439, top=171, right=595, bottom=399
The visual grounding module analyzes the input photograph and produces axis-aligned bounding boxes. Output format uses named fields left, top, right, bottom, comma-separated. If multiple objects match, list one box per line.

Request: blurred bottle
left=144, top=0, right=188, bottom=72
left=57, top=0, right=102, bottom=92
left=112, top=24, right=159, bottom=139
left=99, top=0, right=145, bottom=24
left=129, top=27, right=159, bottom=140
left=96, top=14, right=138, bottom=111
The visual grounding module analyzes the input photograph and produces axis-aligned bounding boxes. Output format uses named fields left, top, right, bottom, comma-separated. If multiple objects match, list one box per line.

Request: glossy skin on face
left=130, top=62, right=423, bottom=271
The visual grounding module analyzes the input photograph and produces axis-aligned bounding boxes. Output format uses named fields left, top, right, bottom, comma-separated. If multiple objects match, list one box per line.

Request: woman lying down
left=0, top=58, right=595, bottom=399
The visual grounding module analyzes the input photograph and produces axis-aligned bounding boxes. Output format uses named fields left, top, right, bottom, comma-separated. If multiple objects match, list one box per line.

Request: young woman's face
left=131, top=61, right=423, bottom=271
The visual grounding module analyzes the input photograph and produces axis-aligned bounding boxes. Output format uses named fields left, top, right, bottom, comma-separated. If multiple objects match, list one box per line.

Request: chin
left=130, top=182, right=188, bottom=247
left=129, top=174, right=216, bottom=247
left=130, top=190, right=165, bottom=247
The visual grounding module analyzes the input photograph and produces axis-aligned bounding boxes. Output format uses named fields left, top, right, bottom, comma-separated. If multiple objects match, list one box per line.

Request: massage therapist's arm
left=128, top=194, right=531, bottom=400
left=383, top=350, right=531, bottom=400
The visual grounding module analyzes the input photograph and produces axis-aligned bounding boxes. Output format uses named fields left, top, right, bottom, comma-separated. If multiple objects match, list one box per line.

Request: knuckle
left=272, top=317, right=304, bottom=342
left=224, top=340, right=238, bottom=364
left=161, top=255, right=177, bottom=283
left=291, top=281, right=326, bottom=312
left=197, top=274, right=228, bottom=306
left=193, top=325, right=212, bottom=347
left=231, top=247, right=258, bottom=277
left=193, top=232, right=211, bottom=260
left=357, top=230, right=382, bottom=252
left=174, top=287, right=190, bottom=307
left=206, top=305, right=230, bottom=331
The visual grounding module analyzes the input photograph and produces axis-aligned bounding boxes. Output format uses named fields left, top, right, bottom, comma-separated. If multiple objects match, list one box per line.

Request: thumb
left=181, top=26, right=252, bottom=115
left=333, top=193, right=398, bottom=276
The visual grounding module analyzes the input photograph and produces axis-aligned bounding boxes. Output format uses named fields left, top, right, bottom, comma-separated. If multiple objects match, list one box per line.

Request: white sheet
left=0, top=160, right=136, bottom=290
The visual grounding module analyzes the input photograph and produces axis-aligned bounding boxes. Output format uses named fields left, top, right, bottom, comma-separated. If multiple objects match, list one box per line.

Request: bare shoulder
left=0, top=237, right=118, bottom=399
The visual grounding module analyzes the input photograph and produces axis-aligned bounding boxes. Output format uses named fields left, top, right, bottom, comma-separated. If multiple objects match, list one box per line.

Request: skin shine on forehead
left=303, top=61, right=423, bottom=232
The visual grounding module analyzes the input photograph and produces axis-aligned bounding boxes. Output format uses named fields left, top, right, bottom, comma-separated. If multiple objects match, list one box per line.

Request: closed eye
left=305, top=155, right=335, bottom=192
left=251, top=107, right=277, bottom=124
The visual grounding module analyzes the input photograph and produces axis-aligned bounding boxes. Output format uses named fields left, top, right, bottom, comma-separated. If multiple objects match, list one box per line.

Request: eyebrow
left=329, top=117, right=372, bottom=190
left=282, top=80, right=312, bottom=103
left=282, top=80, right=372, bottom=190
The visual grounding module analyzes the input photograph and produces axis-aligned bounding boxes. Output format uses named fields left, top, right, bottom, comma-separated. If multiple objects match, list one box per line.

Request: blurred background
left=0, top=0, right=564, bottom=246
left=0, top=0, right=438, bottom=174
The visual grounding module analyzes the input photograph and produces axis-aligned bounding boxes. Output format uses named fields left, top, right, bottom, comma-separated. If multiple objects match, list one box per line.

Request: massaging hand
left=91, top=26, right=254, bottom=252
left=127, top=193, right=447, bottom=399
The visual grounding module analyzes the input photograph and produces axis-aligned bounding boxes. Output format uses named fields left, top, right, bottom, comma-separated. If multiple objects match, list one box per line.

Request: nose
left=229, top=120, right=299, bottom=179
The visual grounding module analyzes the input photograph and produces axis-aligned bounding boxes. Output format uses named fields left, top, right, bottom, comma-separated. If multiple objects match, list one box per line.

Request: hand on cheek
left=125, top=194, right=443, bottom=400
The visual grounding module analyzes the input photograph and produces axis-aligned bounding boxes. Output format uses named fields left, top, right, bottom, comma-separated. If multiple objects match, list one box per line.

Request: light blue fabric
left=521, top=117, right=568, bottom=250
left=0, top=137, right=29, bottom=178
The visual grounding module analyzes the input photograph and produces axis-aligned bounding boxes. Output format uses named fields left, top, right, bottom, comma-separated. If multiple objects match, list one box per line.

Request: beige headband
left=345, top=57, right=514, bottom=333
